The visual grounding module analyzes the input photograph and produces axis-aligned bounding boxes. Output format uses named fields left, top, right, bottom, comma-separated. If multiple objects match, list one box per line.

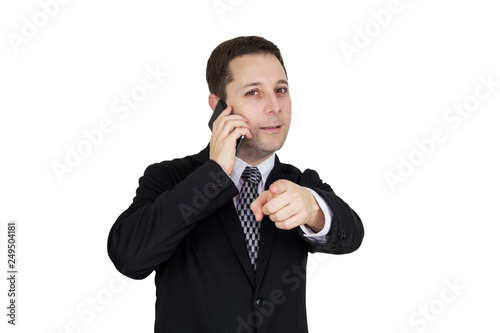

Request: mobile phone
left=208, top=99, right=244, bottom=153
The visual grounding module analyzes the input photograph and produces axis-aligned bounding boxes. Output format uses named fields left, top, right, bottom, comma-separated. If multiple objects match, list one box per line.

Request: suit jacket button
left=337, top=230, right=346, bottom=240
left=256, top=298, right=266, bottom=307
left=216, top=177, right=227, bottom=187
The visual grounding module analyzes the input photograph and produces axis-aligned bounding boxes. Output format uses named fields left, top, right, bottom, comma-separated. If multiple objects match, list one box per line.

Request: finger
left=273, top=212, right=305, bottom=230
left=221, top=119, right=251, bottom=138
left=251, top=190, right=273, bottom=221
left=261, top=188, right=297, bottom=216
left=213, top=107, right=247, bottom=132
left=269, top=179, right=293, bottom=196
left=219, top=114, right=249, bottom=125
left=214, top=105, right=233, bottom=126
left=214, top=107, right=247, bottom=127
left=227, top=126, right=252, bottom=142
left=214, top=115, right=248, bottom=133
left=213, top=122, right=251, bottom=147
left=268, top=203, right=296, bottom=223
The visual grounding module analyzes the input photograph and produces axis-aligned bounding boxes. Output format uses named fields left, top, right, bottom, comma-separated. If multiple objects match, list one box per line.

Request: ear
left=208, top=94, right=220, bottom=111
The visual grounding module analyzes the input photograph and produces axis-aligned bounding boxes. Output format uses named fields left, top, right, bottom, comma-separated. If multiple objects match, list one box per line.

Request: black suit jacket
left=107, top=144, right=363, bottom=333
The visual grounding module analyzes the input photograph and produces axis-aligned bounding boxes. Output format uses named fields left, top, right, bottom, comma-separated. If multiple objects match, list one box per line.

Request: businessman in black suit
left=107, top=36, right=364, bottom=332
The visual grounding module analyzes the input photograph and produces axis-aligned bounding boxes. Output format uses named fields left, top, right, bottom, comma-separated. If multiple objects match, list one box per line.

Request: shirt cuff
left=300, top=189, right=333, bottom=240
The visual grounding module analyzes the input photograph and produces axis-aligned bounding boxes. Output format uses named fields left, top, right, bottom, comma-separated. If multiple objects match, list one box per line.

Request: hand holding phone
left=208, top=99, right=227, bottom=131
left=208, top=99, right=251, bottom=175
left=208, top=100, right=245, bottom=152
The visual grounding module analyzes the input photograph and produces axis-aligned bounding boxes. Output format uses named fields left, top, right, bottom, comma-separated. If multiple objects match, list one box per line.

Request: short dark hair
left=206, top=36, right=287, bottom=101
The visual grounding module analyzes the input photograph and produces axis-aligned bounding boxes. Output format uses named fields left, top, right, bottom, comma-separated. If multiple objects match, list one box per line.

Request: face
left=225, top=53, right=292, bottom=164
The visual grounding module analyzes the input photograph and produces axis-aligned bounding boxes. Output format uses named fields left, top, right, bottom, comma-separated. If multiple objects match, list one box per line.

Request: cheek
left=281, top=101, right=292, bottom=118
left=283, top=111, right=292, bottom=124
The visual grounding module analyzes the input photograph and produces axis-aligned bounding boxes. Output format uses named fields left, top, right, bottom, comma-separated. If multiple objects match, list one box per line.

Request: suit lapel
left=255, top=155, right=295, bottom=287
left=217, top=202, right=256, bottom=286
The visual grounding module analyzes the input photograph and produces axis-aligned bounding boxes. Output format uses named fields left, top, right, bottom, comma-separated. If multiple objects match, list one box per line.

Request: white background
left=1, top=0, right=499, bottom=332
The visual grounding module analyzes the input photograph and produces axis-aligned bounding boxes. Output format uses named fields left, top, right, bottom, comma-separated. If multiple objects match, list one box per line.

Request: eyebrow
left=242, top=79, right=289, bottom=88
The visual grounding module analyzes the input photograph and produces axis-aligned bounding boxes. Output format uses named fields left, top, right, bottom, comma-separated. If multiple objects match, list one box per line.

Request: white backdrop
left=1, top=0, right=499, bottom=332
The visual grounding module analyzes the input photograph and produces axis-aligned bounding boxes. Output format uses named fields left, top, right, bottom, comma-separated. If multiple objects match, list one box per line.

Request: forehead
left=228, top=53, right=287, bottom=85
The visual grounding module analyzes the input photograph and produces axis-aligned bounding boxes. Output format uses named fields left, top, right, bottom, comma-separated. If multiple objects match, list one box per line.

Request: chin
left=261, top=141, right=285, bottom=154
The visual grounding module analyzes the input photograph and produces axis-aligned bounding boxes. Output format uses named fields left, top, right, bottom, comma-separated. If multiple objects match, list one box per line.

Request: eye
left=245, top=90, right=259, bottom=96
left=276, top=87, right=288, bottom=94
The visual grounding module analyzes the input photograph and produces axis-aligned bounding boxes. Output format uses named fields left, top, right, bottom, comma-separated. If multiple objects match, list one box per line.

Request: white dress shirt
left=229, top=154, right=332, bottom=242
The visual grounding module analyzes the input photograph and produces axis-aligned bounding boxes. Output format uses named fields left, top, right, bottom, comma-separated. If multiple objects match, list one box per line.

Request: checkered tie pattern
left=237, top=166, right=262, bottom=271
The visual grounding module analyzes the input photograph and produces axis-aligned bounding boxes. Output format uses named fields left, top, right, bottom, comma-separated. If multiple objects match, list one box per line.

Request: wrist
left=305, top=197, right=325, bottom=233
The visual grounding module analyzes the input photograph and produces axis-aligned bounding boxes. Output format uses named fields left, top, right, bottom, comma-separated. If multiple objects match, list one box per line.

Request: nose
left=265, top=93, right=281, bottom=114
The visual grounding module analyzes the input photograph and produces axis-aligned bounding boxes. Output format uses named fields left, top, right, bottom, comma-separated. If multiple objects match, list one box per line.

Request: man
left=107, top=36, right=364, bottom=332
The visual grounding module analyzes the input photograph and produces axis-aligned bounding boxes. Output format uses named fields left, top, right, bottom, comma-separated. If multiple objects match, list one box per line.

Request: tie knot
left=241, top=166, right=261, bottom=185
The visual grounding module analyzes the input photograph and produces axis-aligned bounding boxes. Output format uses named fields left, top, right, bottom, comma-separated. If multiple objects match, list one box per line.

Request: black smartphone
left=208, top=99, right=244, bottom=153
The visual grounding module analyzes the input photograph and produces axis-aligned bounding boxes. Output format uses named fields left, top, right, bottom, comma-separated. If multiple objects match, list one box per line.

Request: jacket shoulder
left=277, top=159, right=328, bottom=188
left=139, top=147, right=208, bottom=194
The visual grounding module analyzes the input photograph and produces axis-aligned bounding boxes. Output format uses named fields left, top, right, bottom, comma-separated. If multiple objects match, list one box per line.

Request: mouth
left=260, top=125, right=282, bottom=131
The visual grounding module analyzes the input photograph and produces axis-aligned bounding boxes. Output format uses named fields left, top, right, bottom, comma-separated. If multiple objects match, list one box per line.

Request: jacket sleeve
left=298, top=168, right=364, bottom=255
left=107, top=159, right=238, bottom=279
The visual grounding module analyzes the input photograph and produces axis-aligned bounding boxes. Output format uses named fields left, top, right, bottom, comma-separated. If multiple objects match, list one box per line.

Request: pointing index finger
left=269, top=180, right=291, bottom=195
left=251, top=190, right=273, bottom=222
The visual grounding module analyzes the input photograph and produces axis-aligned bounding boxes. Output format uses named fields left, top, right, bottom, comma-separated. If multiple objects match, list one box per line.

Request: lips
left=260, top=125, right=281, bottom=129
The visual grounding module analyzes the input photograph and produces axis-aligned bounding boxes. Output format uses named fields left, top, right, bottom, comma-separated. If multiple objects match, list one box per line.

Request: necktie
left=237, top=166, right=262, bottom=271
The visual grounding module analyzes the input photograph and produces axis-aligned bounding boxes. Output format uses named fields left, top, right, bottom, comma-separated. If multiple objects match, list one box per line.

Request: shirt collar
left=230, top=153, right=276, bottom=186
